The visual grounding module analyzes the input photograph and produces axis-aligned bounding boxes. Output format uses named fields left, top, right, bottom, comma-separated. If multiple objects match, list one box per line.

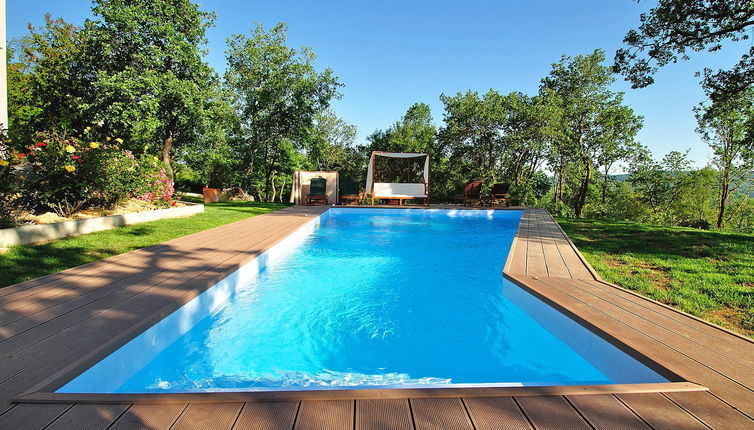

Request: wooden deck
left=0, top=206, right=752, bottom=429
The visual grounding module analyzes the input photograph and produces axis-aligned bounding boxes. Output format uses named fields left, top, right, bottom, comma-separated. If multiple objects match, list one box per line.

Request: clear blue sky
left=6, top=0, right=751, bottom=169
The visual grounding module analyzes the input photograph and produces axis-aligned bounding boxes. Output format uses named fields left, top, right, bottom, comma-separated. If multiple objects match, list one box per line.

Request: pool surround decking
left=0, top=205, right=752, bottom=429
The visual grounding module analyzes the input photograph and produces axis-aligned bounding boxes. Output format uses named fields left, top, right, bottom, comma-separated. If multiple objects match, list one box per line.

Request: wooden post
left=370, top=152, right=376, bottom=206
left=0, top=0, right=7, bottom=130
left=424, top=153, right=430, bottom=207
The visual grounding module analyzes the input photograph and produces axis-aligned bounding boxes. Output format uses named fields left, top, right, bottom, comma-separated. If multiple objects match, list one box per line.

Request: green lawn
left=0, top=199, right=288, bottom=288
left=557, top=217, right=754, bottom=338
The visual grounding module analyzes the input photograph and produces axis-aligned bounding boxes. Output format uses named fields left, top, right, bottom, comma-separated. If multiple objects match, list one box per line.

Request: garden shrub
left=137, top=163, right=179, bottom=208
left=17, top=132, right=177, bottom=216
left=0, top=129, right=22, bottom=228
left=174, top=166, right=204, bottom=193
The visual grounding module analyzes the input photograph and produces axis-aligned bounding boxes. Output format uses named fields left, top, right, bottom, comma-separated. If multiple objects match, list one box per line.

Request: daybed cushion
left=373, top=183, right=427, bottom=198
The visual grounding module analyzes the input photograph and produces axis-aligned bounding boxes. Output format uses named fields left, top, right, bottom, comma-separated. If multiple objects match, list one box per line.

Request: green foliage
left=558, top=217, right=754, bottom=337
left=84, top=0, right=222, bottom=175
left=224, top=22, right=341, bottom=201
left=5, top=2, right=754, bottom=232
left=304, top=109, right=363, bottom=181
left=696, top=88, right=754, bottom=228
left=614, top=0, right=754, bottom=103
left=18, top=133, right=172, bottom=216
left=6, top=16, right=89, bottom=146
left=0, top=128, right=20, bottom=228
left=541, top=49, right=643, bottom=218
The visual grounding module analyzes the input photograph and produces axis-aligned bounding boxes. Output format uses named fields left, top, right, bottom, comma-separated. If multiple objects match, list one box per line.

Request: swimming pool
left=58, top=208, right=667, bottom=393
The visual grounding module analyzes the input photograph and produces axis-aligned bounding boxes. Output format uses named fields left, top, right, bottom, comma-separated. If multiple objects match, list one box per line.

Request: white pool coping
left=57, top=208, right=667, bottom=393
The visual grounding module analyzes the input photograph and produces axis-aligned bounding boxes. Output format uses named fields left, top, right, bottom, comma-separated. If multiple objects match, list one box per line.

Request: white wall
left=0, top=0, right=7, bottom=130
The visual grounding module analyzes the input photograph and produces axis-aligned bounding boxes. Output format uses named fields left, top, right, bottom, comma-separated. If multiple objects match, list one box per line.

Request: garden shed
left=289, top=171, right=339, bottom=205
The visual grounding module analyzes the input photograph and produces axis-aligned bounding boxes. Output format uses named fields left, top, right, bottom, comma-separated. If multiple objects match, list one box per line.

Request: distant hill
left=608, top=173, right=754, bottom=197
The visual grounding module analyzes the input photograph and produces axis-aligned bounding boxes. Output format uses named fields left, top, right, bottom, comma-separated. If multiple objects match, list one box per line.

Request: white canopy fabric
left=365, top=152, right=430, bottom=194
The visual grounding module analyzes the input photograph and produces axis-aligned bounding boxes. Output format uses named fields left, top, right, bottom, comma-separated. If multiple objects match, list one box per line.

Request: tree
left=305, top=109, right=362, bottom=180
left=83, top=0, right=219, bottom=176
left=501, top=92, right=549, bottom=194
left=6, top=16, right=90, bottom=147
left=541, top=49, right=643, bottom=217
left=225, top=22, right=341, bottom=201
left=364, top=103, right=446, bottom=196
left=438, top=91, right=507, bottom=184
left=629, top=150, right=696, bottom=224
left=615, top=0, right=754, bottom=102
left=695, top=88, right=754, bottom=228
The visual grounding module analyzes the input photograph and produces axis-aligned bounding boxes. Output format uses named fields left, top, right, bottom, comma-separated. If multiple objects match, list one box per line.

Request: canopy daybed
left=366, top=151, right=430, bottom=206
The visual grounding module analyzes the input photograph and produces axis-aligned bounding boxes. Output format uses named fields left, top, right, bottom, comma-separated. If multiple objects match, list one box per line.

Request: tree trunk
left=717, top=167, right=730, bottom=229
left=279, top=176, right=287, bottom=203
left=270, top=170, right=277, bottom=203
left=601, top=164, right=610, bottom=205
left=574, top=160, right=591, bottom=218
left=554, top=164, right=565, bottom=204
left=162, top=130, right=174, bottom=179
left=263, top=145, right=273, bottom=202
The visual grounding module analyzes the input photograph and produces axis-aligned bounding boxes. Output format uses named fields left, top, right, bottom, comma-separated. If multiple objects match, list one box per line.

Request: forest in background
left=1, top=0, right=753, bottom=232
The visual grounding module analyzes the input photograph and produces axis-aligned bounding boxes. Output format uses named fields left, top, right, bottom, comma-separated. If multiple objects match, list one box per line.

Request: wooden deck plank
left=566, top=395, right=649, bottom=429
left=171, top=402, right=243, bottom=430
left=539, top=210, right=582, bottom=279
left=46, top=403, right=129, bottom=430
left=509, top=275, right=754, bottom=419
left=0, top=211, right=323, bottom=411
left=503, top=209, right=528, bottom=276
left=514, top=396, right=590, bottom=430
left=463, top=396, right=532, bottom=430
left=523, top=212, right=549, bottom=278
left=506, top=212, right=529, bottom=277
left=618, top=393, right=707, bottom=430
left=0, top=217, right=284, bottom=341
left=0, top=207, right=307, bottom=325
left=233, top=401, right=299, bottom=430
left=410, top=398, right=473, bottom=430
left=546, top=214, right=594, bottom=280
left=294, top=400, right=353, bottom=430
left=0, top=403, right=72, bottom=429
left=0, top=243, right=168, bottom=300
left=0, top=205, right=318, bottom=304
left=664, top=391, right=754, bottom=430
left=0, top=218, right=264, bottom=330
left=557, top=279, right=754, bottom=389
left=577, top=279, right=754, bottom=368
left=535, top=211, right=571, bottom=279
left=109, top=403, right=187, bottom=430
left=356, top=399, right=413, bottom=430
left=0, top=210, right=313, bottom=358
left=0, top=212, right=249, bottom=303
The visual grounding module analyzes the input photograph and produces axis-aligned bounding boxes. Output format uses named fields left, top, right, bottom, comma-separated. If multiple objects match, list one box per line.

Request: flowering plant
left=19, top=129, right=175, bottom=215
left=136, top=162, right=179, bottom=208
left=0, top=127, right=20, bottom=227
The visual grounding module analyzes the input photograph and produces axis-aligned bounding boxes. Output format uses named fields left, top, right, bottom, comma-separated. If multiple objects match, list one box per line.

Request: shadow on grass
left=0, top=242, right=111, bottom=287
left=125, top=225, right=156, bottom=237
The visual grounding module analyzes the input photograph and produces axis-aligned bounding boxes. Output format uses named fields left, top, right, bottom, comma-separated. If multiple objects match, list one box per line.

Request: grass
left=556, top=217, right=754, bottom=338
left=0, top=198, right=288, bottom=288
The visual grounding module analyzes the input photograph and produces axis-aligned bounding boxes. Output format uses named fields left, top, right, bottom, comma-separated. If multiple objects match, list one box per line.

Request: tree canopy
left=224, top=22, right=341, bottom=201
left=615, top=0, right=754, bottom=102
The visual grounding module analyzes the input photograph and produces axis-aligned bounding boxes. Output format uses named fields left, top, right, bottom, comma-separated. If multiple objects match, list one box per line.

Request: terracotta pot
left=202, top=187, right=221, bottom=203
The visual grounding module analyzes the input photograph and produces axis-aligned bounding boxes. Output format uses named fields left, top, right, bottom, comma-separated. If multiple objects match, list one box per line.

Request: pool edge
left=12, top=206, right=708, bottom=404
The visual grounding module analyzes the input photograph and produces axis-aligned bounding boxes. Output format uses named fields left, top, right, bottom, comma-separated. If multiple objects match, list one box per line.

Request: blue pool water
left=59, top=209, right=667, bottom=393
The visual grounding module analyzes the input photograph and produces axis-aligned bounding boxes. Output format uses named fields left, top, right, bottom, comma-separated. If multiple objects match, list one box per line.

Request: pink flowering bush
left=138, top=167, right=180, bottom=208
left=19, top=131, right=176, bottom=215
